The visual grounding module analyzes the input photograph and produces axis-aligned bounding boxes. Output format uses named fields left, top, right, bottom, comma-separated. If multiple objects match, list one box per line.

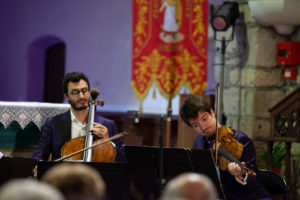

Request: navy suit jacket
left=32, top=111, right=125, bottom=162
left=193, top=129, right=271, bottom=200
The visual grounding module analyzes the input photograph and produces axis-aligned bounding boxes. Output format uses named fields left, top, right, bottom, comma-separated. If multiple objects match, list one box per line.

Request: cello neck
left=83, top=89, right=99, bottom=162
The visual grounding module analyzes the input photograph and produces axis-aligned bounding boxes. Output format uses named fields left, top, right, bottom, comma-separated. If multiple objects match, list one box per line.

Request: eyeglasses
left=69, top=87, right=90, bottom=97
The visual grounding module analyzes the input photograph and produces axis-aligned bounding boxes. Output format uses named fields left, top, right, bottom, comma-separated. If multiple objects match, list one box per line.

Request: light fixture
left=210, top=1, right=240, bottom=125
left=211, top=1, right=239, bottom=32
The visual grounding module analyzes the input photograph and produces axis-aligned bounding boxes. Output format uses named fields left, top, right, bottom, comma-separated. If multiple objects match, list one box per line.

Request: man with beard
left=32, top=72, right=125, bottom=162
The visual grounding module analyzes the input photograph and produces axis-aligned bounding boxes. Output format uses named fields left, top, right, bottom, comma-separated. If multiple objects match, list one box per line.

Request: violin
left=213, top=83, right=256, bottom=176
left=58, top=88, right=117, bottom=162
left=212, top=126, right=256, bottom=176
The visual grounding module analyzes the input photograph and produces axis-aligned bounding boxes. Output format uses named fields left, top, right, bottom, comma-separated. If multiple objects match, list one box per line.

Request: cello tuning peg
left=97, top=99, right=104, bottom=107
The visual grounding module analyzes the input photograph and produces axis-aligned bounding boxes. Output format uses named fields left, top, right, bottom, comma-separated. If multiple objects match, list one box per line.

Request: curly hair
left=62, top=72, right=90, bottom=94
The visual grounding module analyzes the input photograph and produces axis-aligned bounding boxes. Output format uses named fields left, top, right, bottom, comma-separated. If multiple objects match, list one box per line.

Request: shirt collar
left=70, top=109, right=85, bottom=125
left=70, top=109, right=77, bottom=122
left=70, top=109, right=87, bottom=127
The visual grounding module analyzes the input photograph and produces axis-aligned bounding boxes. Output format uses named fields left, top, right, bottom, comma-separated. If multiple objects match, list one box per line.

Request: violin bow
left=215, top=83, right=220, bottom=167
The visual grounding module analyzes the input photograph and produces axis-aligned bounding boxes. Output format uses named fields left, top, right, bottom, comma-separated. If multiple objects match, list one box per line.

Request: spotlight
left=211, top=1, right=239, bottom=32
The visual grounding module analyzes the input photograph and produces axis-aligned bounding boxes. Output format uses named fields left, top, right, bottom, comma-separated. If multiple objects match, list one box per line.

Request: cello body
left=61, top=136, right=116, bottom=162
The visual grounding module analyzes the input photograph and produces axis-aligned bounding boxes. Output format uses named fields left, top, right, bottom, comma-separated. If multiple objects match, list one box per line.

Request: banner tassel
left=139, top=101, right=143, bottom=115
left=152, top=87, right=156, bottom=99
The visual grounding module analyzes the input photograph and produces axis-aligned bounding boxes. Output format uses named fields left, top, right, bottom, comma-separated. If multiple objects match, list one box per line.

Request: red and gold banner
left=132, top=0, right=208, bottom=104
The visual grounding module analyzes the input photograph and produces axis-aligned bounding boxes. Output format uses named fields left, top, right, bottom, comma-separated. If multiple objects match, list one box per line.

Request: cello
left=57, top=89, right=123, bottom=162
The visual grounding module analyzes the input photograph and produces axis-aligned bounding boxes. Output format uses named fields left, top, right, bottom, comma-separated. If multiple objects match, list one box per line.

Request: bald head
left=161, top=173, right=217, bottom=200
left=0, top=179, right=64, bottom=200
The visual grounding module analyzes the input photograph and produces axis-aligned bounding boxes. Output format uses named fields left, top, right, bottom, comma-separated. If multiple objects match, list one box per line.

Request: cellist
left=179, top=95, right=271, bottom=200
left=32, top=72, right=125, bottom=162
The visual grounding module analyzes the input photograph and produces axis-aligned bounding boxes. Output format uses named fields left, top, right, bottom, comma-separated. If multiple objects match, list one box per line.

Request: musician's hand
left=91, top=122, right=108, bottom=139
left=228, top=162, right=245, bottom=181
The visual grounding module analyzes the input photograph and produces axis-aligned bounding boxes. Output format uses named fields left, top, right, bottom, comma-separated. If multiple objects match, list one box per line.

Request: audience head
left=0, top=179, right=64, bottom=200
left=41, top=163, right=106, bottom=200
left=160, top=173, right=217, bottom=200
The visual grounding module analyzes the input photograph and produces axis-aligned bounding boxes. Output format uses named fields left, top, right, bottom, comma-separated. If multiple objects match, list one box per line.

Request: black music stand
left=37, top=161, right=129, bottom=200
left=125, top=145, right=225, bottom=200
left=190, top=149, right=226, bottom=199
left=162, top=147, right=195, bottom=181
left=0, top=156, right=37, bottom=186
left=125, top=145, right=161, bottom=198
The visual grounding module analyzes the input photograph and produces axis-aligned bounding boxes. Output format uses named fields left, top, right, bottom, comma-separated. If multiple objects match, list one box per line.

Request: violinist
left=32, top=72, right=125, bottom=162
left=180, top=95, right=271, bottom=200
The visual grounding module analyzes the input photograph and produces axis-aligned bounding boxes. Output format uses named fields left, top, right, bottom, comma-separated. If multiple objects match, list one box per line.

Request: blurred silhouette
left=160, top=173, right=217, bottom=200
left=0, top=179, right=64, bottom=200
left=41, top=163, right=106, bottom=200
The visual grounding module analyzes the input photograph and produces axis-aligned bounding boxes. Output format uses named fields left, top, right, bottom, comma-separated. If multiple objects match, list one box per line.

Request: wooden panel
left=269, top=86, right=300, bottom=140
left=100, top=112, right=178, bottom=147
left=177, top=94, right=215, bottom=148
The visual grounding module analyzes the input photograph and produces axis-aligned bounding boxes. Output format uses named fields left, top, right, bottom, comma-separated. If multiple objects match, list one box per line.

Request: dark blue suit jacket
left=193, top=129, right=271, bottom=200
left=32, top=111, right=125, bottom=162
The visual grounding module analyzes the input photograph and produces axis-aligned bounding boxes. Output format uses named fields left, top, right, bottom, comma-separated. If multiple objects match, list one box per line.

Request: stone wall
left=212, top=1, right=299, bottom=142
left=218, top=3, right=286, bottom=139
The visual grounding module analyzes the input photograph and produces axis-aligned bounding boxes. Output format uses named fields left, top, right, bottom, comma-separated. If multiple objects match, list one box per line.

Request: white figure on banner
left=160, top=0, right=184, bottom=43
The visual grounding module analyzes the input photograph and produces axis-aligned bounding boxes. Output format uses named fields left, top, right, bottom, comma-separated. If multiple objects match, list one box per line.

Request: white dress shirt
left=70, top=110, right=87, bottom=139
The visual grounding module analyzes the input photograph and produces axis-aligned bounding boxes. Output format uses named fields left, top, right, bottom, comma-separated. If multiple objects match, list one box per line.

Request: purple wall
left=0, top=0, right=216, bottom=114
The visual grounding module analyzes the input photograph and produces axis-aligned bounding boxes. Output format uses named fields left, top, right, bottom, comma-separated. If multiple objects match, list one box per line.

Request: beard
left=68, top=99, right=88, bottom=111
